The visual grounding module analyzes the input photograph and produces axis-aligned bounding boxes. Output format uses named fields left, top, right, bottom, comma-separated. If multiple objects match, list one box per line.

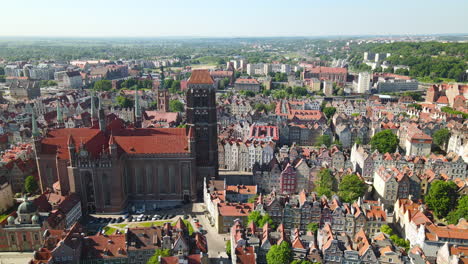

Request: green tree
left=338, top=174, right=367, bottom=203
left=94, top=80, right=112, bottom=91
left=239, top=90, right=256, bottom=97
left=425, top=180, right=459, bottom=218
left=115, top=96, right=134, bottom=108
left=322, top=107, right=336, bottom=119
left=447, top=195, right=468, bottom=225
left=433, top=128, right=451, bottom=149
left=47, top=80, right=58, bottom=86
left=407, top=103, right=422, bottom=110
left=441, top=106, right=468, bottom=119
left=274, top=72, right=288, bottom=82
left=316, top=169, right=335, bottom=198
left=380, top=224, right=394, bottom=235
left=169, top=80, right=181, bottom=93
left=247, top=194, right=259, bottom=204
left=306, top=222, right=319, bottom=234
left=315, top=135, right=332, bottom=147
left=147, top=249, right=171, bottom=264
left=390, top=234, right=410, bottom=251
left=266, top=241, right=292, bottom=264
left=0, top=67, right=4, bottom=75
left=291, top=260, right=313, bottom=264
left=169, top=100, right=184, bottom=112
left=272, top=89, right=288, bottom=99
left=24, top=175, right=39, bottom=194
left=225, top=240, right=231, bottom=256
left=370, top=130, right=399, bottom=154
left=248, top=211, right=274, bottom=228
left=292, top=86, right=308, bottom=97
left=149, top=101, right=158, bottom=110
left=395, top=68, right=409, bottom=75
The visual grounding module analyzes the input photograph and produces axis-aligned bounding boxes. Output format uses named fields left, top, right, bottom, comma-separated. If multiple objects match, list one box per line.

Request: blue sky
left=1, top=0, right=467, bottom=37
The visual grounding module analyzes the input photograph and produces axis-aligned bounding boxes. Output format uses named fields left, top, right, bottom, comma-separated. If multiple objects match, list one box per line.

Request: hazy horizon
left=2, top=0, right=468, bottom=37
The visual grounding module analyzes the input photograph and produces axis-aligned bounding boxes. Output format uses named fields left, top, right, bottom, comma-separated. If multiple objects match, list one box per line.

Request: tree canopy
left=147, top=249, right=171, bottom=264
left=248, top=211, right=274, bottom=229
left=254, top=103, right=276, bottom=113
left=315, top=134, right=332, bottom=147
left=407, top=103, right=422, bottom=110
left=266, top=241, right=292, bottom=264
left=115, top=96, right=134, bottom=108
left=169, top=100, right=184, bottom=112
left=432, top=128, right=451, bottom=149
left=338, top=174, right=367, bottom=203
left=306, top=222, right=319, bottom=234
left=225, top=240, right=231, bottom=256
left=315, top=169, right=335, bottom=198
left=24, top=175, right=39, bottom=194
left=447, top=195, right=468, bottom=225
left=291, top=260, right=313, bottom=264
left=370, top=129, right=399, bottom=154
left=440, top=106, right=468, bottom=119
left=94, top=80, right=112, bottom=91
left=380, top=225, right=394, bottom=235
left=425, top=180, right=459, bottom=218
left=323, top=106, right=336, bottom=119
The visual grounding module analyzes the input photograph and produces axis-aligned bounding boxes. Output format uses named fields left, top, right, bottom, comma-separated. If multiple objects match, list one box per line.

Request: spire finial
left=31, top=113, right=39, bottom=138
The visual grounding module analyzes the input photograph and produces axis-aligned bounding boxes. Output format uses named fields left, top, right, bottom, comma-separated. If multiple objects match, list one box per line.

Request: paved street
left=191, top=203, right=230, bottom=262
left=0, top=252, right=33, bottom=264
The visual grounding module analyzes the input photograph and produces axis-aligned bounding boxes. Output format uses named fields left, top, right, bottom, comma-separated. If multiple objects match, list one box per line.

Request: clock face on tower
left=80, top=149, right=88, bottom=158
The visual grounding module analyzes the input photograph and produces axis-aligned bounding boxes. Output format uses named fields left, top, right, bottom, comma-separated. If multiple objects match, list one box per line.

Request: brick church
left=33, top=69, right=218, bottom=213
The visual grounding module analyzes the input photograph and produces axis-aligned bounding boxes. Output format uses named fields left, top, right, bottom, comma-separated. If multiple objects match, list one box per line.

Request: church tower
left=134, top=87, right=142, bottom=127
left=157, top=66, right=169, bottom=112
left=186, top=69, right=218, bottom=182
left=56, top=101, right=64, bottom=128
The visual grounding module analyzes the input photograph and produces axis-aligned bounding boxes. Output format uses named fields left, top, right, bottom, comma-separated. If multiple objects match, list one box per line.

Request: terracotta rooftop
left=188, top=69, right=214, bottom=85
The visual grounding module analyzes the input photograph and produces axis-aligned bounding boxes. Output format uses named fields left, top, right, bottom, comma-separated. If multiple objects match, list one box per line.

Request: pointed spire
left=159, top=66, right=165, bottom=90
left=188, top=126, right=195, bottom=139
left=98, top=94, right=102, bottom=110
left=56, top=101, right=63, bottom=123
left=90, top=90, right=96, bottom=118
left=31, top=113, right=39, bottom=138
left=109, top=134, right=115, bottom=146
left=68, top=135, right=75, bottom=147
left=134, top=87, right=141, bottom=118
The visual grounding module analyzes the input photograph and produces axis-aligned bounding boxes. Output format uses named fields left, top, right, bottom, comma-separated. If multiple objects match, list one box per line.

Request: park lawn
left=103, top=226, right=116, bottom=235
left=0, top=207, right=16, bottom=223
left=190, top=64, right=217, bottom=70
left=182, top=220, right=194, bottom=235
left=113, top=219, right=194, bottom=234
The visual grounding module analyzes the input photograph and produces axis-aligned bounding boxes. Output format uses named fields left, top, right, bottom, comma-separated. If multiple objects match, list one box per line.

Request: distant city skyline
left=2, top=0, right=468, bottom=37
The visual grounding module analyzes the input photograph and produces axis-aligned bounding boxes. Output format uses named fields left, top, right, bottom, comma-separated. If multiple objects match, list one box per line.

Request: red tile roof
left=161, top=255, right=202, bottom=264
left=82, top=234, right=127, bottom=259
left=40, top=127, right=189, bottom=159
left=235, top=78, right=259, bottom=85
left=308, top=66, right=347, bottom=74
left=188, top=69, right=214, bottom=84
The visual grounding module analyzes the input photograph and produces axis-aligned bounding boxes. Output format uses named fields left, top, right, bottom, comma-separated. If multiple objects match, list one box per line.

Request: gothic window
left=103, top=173, right=111, bottom=206
left=169, top=165, right=175, bottom=193
left=136, top=167, right=144, bottom=194
left=83, top=171, right=95, bottom=203
left=181, top=162, right=191, bottom=190
left=146, top=166, right=153, bottom=194
left=46, top=165, right=53, bottom=186
left=158, top=166, right=164, bottom=194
